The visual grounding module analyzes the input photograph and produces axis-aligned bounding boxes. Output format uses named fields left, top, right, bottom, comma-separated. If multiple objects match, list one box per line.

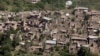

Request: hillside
left=0, top=0, right=100, bottom=11
left=72, top=0, right=100, bottom=10
left=0, top=0, right=67, bottom=12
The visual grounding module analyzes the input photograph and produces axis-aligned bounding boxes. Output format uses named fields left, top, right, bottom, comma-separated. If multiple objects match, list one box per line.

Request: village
left=0, top=6, right=100, bottom=56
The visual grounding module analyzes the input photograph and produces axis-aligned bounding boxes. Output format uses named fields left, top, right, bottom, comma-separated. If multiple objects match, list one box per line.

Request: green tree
left=97, top=38, right=100, bottom=47
left=77, top=47, right=98, bottom=56
left=0, top=33, right=12, bottom=56
left=0, top=2, right=7, bottom=10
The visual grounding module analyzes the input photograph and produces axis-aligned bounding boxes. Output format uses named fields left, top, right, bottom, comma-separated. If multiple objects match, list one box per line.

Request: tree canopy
left=0, top=0, right=100, bottom=11
left=0, top=0, right=67, bottom=11
left=71, top=0, right=100, bottom=10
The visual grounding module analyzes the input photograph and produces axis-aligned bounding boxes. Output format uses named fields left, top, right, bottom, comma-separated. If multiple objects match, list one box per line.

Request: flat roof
left=45, top=40, right=56, bottom=45
left=88, top=35, right=98, bottom=39
left=51, top=29, right=58, bottom=34
left=71, top=37, right=87, bottom=40
left=74, top=7, right=88, bottom=10
left=82, top=44, right=89, bottom=47
left=43, top=17, right=52, bottom=21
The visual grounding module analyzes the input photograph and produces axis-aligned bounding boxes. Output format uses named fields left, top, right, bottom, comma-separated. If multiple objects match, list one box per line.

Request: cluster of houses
left=0, top=7, right=100, bottom=55
left=69, top=7, right=100, bottom=55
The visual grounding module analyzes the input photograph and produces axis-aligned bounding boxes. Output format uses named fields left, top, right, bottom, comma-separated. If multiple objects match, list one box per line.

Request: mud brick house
left=88, top=35, right=99, bottom=54
left=87, top=10, right=100, bottom=36
left=73, top=7, right=88, bottom=18
left=69, top=33, right=88, bottom=53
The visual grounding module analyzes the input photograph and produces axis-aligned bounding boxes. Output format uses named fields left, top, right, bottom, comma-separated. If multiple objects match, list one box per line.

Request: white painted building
left=43, top=17, right=52, bottom=21
left=88, top=35, right=98, bottom=39
left=45, top=40, right=56, bottom=45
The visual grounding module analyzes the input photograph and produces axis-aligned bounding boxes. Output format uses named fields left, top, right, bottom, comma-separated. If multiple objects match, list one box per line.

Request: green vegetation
left=71, top=0, right=100, bottom=10
left=0, top=0, right=100, bottom=12
left=0, top=0, right=67, bottom=12
left=77, top=47, right=99, bottom=56
left=0, top=0, right=29, bottom=12
left=0, top=33, right=12, bottom=56
left=97, top=38, right=100, bottom=47
left=0, top=28, right=21, bottom=56
left=36, top=0, right=67, bottom=10
left=0, top=0, right=100, bottom=11
left=59, top=47, right=76, bottom=56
